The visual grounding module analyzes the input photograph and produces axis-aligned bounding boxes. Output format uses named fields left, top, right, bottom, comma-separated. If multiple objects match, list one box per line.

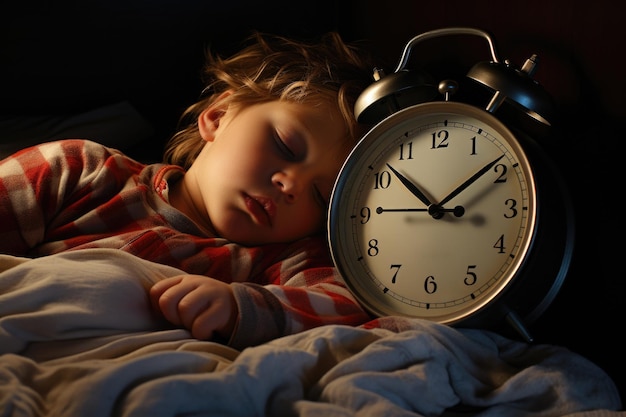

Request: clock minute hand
left=386, top=163, right=432, bottom=206
left=438, top=154, right=505, bottom=206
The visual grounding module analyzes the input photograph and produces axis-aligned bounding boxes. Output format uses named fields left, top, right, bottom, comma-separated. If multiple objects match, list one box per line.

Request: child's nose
left=272, top=171, right=299, bottom=203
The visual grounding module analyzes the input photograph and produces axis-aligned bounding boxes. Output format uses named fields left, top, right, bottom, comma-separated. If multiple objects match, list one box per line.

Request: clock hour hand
left=438, top=154, right=505, bottom=206
left=386, top=163, right=432, bottom=206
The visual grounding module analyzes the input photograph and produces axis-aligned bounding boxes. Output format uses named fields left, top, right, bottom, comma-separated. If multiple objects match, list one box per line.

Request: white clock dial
left=329, top=101, right=537, bottom=324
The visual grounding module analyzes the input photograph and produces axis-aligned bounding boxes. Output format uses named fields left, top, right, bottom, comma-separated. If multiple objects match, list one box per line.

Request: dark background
left=2, top=0, right=623, bottom=406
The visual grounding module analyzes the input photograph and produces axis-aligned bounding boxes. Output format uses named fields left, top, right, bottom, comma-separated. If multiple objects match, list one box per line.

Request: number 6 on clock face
left=328, top=101, right=537, bottom=325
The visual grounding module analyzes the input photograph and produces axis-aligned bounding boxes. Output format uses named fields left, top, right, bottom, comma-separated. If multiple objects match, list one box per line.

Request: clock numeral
left=424, top=275, right=437, bottom=294
left=494, top=163, right=507, bottom=183
left=420, top=265, right=477, bottom=296
left=504, top=198, right=518, bottom=218
left=367, top=239, right=379, bottom=257
left=431, top=130, right=449, bottom=149
left=360, top=207, right=371, bottom=224
left=390, top=264, right=401, bottom=283
left=399, top=142, right=414, bottom=160
left=494, top=234, right=506, bottom=254
left=470, top=136, right=477, bottom=155
left=464, top=265, right=477, bottom=286
left=373, top=171, right=391, bottom=189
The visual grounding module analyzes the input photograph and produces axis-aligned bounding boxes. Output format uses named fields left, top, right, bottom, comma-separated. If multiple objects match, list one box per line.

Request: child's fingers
left=149, top=275, right=185, bottom=321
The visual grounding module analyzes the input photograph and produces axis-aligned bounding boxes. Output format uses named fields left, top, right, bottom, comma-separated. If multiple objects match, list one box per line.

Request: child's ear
left=198, top=91, right=233, bottom=142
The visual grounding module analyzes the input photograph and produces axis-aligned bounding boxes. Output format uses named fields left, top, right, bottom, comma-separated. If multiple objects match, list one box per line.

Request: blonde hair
left=163, top=32, right=374, bottom=168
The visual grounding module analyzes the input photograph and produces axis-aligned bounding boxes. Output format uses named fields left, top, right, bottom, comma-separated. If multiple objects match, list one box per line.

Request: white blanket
left=0, top=249, right=622, bottom=416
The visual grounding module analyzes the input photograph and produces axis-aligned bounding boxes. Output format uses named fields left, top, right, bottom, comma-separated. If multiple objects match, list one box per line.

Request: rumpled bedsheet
left=0, top=249, right=622, bottom=416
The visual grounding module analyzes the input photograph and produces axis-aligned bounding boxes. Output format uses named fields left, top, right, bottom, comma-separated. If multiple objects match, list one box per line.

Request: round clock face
left=328, top=101, right=538, bottom=325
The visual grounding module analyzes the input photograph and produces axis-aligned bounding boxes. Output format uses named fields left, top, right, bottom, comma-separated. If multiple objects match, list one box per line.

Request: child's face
left=175, top=98, right=353, bottom=245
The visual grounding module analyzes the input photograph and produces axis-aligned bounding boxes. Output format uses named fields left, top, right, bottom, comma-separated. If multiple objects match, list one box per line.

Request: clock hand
left=384, top=163, right=467, bottom=219
left=376, top=207, right=428, bottom=213
left=377, top=206, right=465, bottom=217
left=438, top=154, right=505, bottom=207
left=385, top=163, right=432, bottom=206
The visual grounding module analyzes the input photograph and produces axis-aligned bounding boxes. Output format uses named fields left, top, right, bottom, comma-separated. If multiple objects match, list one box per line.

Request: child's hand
left=150, top=275, right=238, bottom=341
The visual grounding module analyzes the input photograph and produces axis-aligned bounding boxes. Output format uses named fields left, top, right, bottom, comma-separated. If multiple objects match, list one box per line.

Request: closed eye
left=273, top=131, right=296, bottom=160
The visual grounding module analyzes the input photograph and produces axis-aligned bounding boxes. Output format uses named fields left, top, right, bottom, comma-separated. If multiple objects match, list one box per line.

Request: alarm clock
left=328, top=27, right=575, bottom=342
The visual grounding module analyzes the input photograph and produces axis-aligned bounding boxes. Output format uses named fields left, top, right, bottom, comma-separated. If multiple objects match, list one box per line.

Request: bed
left=1, top=248, right=622, bottom=417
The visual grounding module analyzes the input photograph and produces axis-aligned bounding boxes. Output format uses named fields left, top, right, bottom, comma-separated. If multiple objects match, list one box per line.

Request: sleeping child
left=0, top=32, right=376, bottom=349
